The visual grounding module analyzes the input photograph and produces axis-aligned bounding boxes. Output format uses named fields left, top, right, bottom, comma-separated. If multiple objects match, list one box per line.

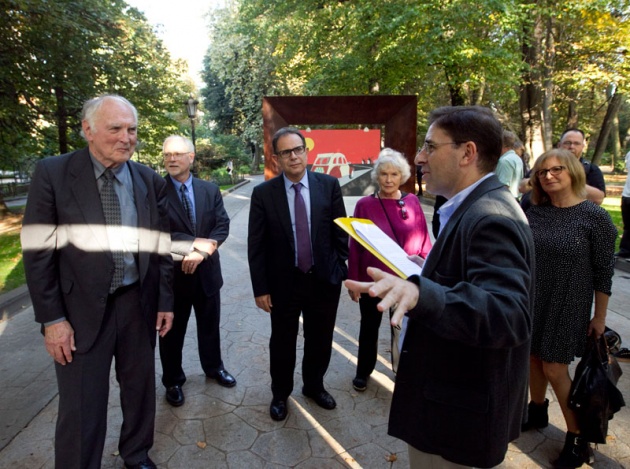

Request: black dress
left=526, top=201, right=616, bottom=364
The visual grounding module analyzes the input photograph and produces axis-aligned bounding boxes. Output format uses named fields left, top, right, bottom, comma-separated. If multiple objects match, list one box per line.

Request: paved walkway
left=1, top=175, right=629, bottom=468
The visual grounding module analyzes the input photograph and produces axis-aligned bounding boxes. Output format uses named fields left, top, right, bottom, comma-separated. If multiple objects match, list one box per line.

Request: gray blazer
left=388, top=175, right=535, bottom=468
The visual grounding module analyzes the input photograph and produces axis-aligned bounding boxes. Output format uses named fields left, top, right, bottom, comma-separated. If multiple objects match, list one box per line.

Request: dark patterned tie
left=293, top=183, right=312, bottom=272
left=180, top=184, right=196, bottom=235
left=100, top=169, right=124, bottom=293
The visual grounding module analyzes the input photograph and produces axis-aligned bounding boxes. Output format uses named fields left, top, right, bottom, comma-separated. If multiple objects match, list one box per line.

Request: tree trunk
left=566, top=97, right=579, bottom=130
left=592, top=90, right=623, bottom=166
left=449, top=84, right=466, bottom=106
left=541, top=15, right=555, bottom=151
left=55, top=86, right=69, bottom=154
left=519, top=11, right=545, bottom=160
left=250, top=141, right=261, bottom=173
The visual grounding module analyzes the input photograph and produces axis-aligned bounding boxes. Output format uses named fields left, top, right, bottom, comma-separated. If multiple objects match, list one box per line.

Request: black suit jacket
left=21, top=148, right=174, bottom=351
left=166, top=175, right=229, bottom=295
left=388, top=176, right=534, bottom=468
left=248, top=171, right=348, bottom=301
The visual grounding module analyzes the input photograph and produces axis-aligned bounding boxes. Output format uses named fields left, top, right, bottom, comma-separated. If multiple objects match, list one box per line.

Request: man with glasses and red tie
left=247, top=127, right=348, bottom=421
left=159, top=135, right=236, bottom=409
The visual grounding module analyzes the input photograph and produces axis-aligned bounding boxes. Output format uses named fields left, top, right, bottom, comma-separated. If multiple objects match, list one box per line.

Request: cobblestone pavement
left=1, top=175, right=629, bottom=468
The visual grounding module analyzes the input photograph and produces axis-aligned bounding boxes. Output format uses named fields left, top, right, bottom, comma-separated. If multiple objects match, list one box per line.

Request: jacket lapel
left=68, top=149, right=111, bottom=254
left=129, top=162, right=150, bottom=281
left=271, top=175, right=295, bottom=250
left=308, top=172, right=322, bottom=244
left=191, top=178, right=204, bottom=233
left=422, top=176, right=501, bottom=277
left=166, top=175, right=194, bottom=233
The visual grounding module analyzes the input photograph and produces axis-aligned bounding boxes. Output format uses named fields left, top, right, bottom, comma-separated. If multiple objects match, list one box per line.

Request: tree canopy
left=0, top=0, right=194, bottom=172
left=202, top=0, right=630, bottom=165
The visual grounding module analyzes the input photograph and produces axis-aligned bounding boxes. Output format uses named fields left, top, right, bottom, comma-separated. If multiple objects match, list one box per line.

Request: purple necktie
left=293, top=183, right=312, bottom=272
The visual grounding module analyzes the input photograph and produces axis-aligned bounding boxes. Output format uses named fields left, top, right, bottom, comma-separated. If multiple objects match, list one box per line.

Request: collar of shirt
left=89, top=152, right=131, bottom=189
left=283, top=172, right=310, bottom=192
left=170, top=174, right=194, bottom=194
left=170, top=174, right=196, bottom=216
left=437, top=173, right=493, bottom=236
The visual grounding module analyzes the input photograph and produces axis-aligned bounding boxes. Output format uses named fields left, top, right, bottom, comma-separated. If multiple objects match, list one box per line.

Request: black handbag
left=568, top=335, right=625, bottom=444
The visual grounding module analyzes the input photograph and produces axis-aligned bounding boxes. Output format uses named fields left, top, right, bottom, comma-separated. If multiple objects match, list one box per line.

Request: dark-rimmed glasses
left=419, top=141, right=461, bottom=155
left=536, top=165, right=566, bottom=179
left=276, top=145, right=307, bottom=159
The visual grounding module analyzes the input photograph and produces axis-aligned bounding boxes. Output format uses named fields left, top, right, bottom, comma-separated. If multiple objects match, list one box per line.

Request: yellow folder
left=335, top=217, right=413, bottom=279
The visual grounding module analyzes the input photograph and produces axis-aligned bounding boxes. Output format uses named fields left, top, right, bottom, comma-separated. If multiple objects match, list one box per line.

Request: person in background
left=519, top=129, right=606, bottom=210
left=21, top=95, right=173, bottom=469
left=495, top=130, right=524, bottom=199
left=616, top=145, right=630, bottom=258
left=347, top=106, right=534, bottom=468
left=247, top=127, right=348, bottom=422
left=513, top=139, right=531, bottom=175
left=347, top=148, right=432, bottom=391
left=522, top=149, right=616, bottom=468
left=159, top=135, right=236, bottom=409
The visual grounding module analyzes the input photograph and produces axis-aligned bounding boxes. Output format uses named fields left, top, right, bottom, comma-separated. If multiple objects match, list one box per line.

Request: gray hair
left=81, top=94, right=138, bottom=140
left=370, top=148, right=411, bottom=185
left=163, top=135, right=194, bottom=153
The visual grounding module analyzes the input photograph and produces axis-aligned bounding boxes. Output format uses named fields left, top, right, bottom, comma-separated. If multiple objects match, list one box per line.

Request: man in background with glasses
left=347, top=106, right=534, bottom=468
left=159, top=135, right=236, bottom=409
left=248, top=127, right=348, bottom=421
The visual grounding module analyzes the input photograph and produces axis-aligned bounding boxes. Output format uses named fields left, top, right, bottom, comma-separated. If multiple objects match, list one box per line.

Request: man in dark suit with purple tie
left=248, top=127, right=348, bottom=421
left=159, top=135, right=236, bottom=408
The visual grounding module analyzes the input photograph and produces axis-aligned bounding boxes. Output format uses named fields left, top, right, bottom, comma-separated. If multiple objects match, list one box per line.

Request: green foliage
left=0, top=230, right=25, bottom=294
left=0, top=0, right=194, bottom=172
left=201, top=0, right=630, bottom=157
left=602, top=198, right=623, bottom=251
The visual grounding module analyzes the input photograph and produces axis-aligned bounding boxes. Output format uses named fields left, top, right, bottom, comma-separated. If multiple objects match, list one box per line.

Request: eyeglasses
left=163, top=152, right=190, bottom=160
left=276, top=145, right=307, bottom=159
left=560, top=141, right=583, bottom=147
left=536, top=165, right=566, bottom=178
left=397, top=199, right=408, bottom=220
left=419, top=141, right=461, bottom=155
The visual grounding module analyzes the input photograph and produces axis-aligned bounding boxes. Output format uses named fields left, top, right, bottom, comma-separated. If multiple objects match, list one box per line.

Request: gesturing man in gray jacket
left=347, top=106, right=535, bottom=469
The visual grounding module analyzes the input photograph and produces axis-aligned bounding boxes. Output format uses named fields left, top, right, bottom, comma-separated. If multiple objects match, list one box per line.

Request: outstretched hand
left=345, top=267, right=419, bottom=327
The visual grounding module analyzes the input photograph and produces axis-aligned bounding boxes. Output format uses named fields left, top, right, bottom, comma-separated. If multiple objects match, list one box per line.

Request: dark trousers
left=269, top=270, right=341, bottom=399
left=159, top=273, right=223, bottom=387
left=356, top=294, right=385, bottom=378
left=620, top=196, right=630, bottom=254
left=54, top=284, right=155, bottom=469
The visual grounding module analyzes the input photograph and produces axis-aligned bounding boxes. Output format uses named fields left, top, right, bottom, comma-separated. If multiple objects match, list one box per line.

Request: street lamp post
left=185, top=95, right=199, bottom=152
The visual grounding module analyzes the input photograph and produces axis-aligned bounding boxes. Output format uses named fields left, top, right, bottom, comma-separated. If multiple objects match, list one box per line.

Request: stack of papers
left=335, top=217, right=421, bottom=279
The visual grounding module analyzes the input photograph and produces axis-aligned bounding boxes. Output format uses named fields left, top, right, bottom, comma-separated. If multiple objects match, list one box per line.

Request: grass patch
left=602, top=197, right=622, bottom=252
left=0, top=226, right=25, bottom=294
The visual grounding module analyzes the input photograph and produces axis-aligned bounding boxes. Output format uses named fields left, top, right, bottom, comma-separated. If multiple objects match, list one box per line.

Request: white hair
left=370, top=148, right=411, bottom=184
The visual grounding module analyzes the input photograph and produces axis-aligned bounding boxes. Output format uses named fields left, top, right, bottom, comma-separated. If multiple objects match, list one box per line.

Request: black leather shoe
left=270, top=398, right=288, bottom=421
left=124, top=457, right=157, bottom=469
left=165, top=385, right=184, bottom=407
left=207, top=369, right=237, bottom=388
left=352, top=376, right=368, bottom=392
left=302, top=388, right=336, bottom=410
